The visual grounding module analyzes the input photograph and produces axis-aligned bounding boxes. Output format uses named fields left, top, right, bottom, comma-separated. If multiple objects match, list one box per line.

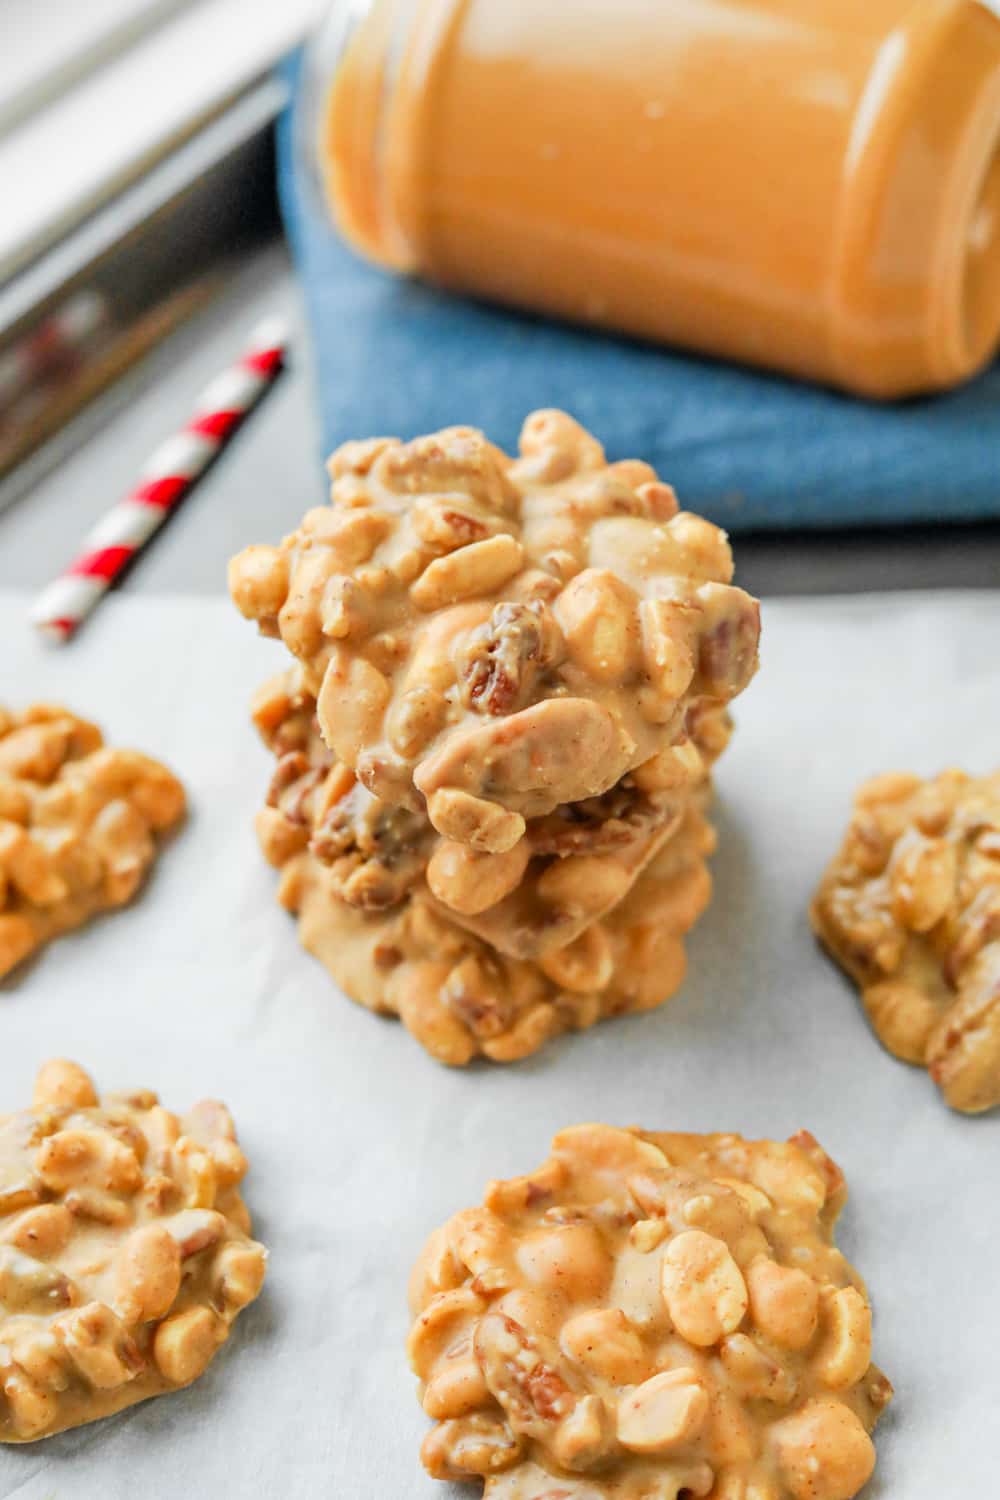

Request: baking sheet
left=1, top=587, right=998, bottom=1499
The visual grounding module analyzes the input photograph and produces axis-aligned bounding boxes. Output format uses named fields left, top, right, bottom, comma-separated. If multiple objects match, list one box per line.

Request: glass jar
left=304, top=0, right=1000, bottom=398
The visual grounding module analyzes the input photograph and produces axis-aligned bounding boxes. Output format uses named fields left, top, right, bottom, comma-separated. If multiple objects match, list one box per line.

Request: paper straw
left=30, top=317, right=287, bottom=641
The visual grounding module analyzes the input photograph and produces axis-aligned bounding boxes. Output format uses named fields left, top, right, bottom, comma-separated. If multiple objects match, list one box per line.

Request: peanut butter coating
left=408, top=1124, right=891, bottom=1498
left=252, top=671, right=716, bottom=1066
left=0, top=1062, right=267, bottom=1442
left=230, top=411, right=759, bottom=848
left=0, top=704, right=185, bottom=980
left=812, top=767, right=1000, bottom=1113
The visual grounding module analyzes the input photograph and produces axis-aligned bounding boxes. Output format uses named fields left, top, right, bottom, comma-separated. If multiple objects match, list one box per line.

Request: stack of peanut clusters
left=229, top=411, right=760, bottom=1064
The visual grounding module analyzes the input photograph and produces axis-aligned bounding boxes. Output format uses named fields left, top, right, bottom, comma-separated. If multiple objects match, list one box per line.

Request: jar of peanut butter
left=307, top=0, right=1000, bottom=398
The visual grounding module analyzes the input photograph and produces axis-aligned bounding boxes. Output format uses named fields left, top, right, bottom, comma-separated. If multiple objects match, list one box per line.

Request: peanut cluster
left=0, top=705, right=185, bottom=980
left=812, top=768, right=1000, bottom=1113
left=230, top=410, right=759, bottom=852
left=253, top=671, right=715, bottom=1065
left=409, top=1124, right=892, bottom=1500
left=0, top=1060, right=266, bottom=1442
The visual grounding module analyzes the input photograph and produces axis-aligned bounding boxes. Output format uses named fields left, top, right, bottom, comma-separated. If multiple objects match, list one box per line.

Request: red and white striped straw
left=30, top=317, right=287, bottom=642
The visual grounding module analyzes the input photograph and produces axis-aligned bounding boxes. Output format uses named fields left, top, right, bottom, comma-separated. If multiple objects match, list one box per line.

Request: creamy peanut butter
left=0, top=705, right=185, bottom=980
left=0, top=1061, right=266, bottom=1442
left=318, top=0, right=1000, bottom=397
left=408, top=1123, right=891, bottom=1499
left=812, top=767, right=1000, bottom=1113
left=230, top=410, right=759, bottom=852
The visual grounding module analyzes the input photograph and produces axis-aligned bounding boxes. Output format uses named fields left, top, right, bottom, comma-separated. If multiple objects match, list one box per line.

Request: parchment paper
left=2, top=588, right=998, bottom=1499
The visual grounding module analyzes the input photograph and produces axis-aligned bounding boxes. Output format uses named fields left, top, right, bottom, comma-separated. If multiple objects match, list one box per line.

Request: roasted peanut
left=153, top=1305, right=225, bottom=1384
left=0, top=1246, right=77, bottom=1313
left=889, top=830, right=957, bottom=932
left=516, top=1224, right=611, bottom=1301
left=2, top=1371, right=58, bottom=1438
left=228, top=544, right=289, bottom=625
left=660, top=1230, right=748, bottom=1346
left=386, top=685, right=449, bottom=759
left=639, top=598, right=697, bottom=719
left=392, top=961, right=478, bottom=1067
left=32, top=1059, right=97, bottom=1112
left=632, top=740, right=704, bottom=794
left=861, top=979, right=940, bottom=1063
left=53, top=1302, right=144, bottom=1390
left=420, top=1412, right=525, bottom=1479
left=1, top=1204, right=74, bottom=1259
left=213, top=1241, right=268, bottom=1311
left=771, top=1399, right=876, bottom=1500
left=113, top=1225, right=182, bottom=1324
left=719, top=1333, right=797, bottom=1403
left=553, top=569, right=640, bottom=682
left=746, top=1257, right=819, bottom=1351
left=426, top=789, right=525, bottom=854
left=35, top=1130, right=142, bottom=1196
left=813, top=1286, right=872, bottom=1389
left=536, top=855, right=631, bottom=915
left=317, top=650, right=391, bottom=765
left=411, top=535, right=525, bottom=611
left=427, top=839, right=530, bottom=915
left=926, top=942, right=1000, bottom=1112
left=617, top=1368, right=709, bottom=1454
left=668, top=512, right=734, bottom=583
left=539, top=925, right=614, bottom=993
left=560, top=1307, right=650, bottom=1386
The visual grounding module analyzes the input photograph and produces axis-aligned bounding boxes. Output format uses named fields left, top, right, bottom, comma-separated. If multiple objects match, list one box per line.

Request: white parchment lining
left=2, top=589, right=998, bottom=1498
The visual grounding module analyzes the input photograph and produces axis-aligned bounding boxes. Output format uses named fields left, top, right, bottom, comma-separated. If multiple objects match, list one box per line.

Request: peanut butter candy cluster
left=0, top=704, right=185, bottom=980
left=812, top=767, right=1000, bottom=1113
left=408, top=1124, right=892, bottom=1500
left=0, top=1061, right=266, bottom=1442
left=231, top=412, right=759, bottom=1063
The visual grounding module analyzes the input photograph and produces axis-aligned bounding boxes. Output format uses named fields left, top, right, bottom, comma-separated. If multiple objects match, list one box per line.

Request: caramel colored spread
left=320, top=0, right=1000, bottom=397
left=408, top=1124, right=892, bottom=1498
left=0, top=1061, right=266, bottom=1442
left=812, top=767, right=1000, bottom=1113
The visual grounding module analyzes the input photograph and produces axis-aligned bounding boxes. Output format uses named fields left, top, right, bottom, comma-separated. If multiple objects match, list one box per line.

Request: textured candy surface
left=408, top=1125, right=892, bottom=1497
left=230, top=411, right=759, bottom=848
left=0, top=704, right=185, bottom=980
left=0, top=1061, right=266, bottom=1442
left=812, top=768, right=1000, bottom=1113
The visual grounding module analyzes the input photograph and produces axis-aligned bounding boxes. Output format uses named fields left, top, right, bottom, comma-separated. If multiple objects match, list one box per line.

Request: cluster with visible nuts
left=408, top=1123, right=892, bottom=1499
left=234, top=413, right=755, bottom=1064
left=252, top=670, right=716, bottom=1064
left=812, top=768, right=1000, bottom=1113
left=0, top=1060, right=267, bottom=1442
left=0, top=704, right=186, bottom=980
left=229, top=409, right=759, bottom=852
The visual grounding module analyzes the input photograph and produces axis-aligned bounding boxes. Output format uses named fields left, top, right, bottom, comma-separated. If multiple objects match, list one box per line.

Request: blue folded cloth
left=276, top=58, right=1000, bottom=532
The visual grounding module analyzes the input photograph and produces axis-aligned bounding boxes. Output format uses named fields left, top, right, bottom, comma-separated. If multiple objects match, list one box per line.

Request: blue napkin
left=276, top=57, right=1000, bottom=532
